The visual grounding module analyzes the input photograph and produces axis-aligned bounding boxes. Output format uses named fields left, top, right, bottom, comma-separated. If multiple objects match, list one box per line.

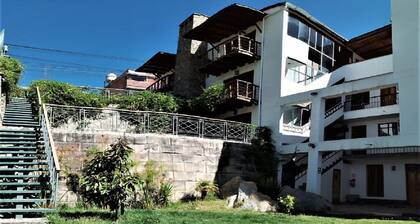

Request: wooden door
left=406, top=165, right=420, bottom=207
left=332, top=169, right=341, bottom=204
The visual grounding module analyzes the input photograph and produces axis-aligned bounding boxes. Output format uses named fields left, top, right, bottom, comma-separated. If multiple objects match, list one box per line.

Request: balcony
left=224, top=79, right=259, bottom=107
left=344, top=93, right=399, bottom=112
left=147, top=73, right=174, bottom=92
left=203, top=35, right=261, bottom=75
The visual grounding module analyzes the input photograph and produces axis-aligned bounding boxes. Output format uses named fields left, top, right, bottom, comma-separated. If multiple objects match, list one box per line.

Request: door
left=406, top=165, right=420, bottom=207
left=380, top=86, right=397, bottom=106
left=332, top=169, right=341, bottom=204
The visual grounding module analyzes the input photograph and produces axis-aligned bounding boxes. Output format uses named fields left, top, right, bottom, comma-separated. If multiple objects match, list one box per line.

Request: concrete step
left=0, top=146, right=37, bottom=150
left=0, top=190, right=50, bottom=194
left=0, top=151, right=39, bottom=155
left=0, top=161, right=47, bottom=166
left=0, top=199, right=48, bottom=203
left=0, top=182, right=41, bottom=187
left=0, top=167, right=47, bottom=172
left=0, top=175, right=44, bottom=179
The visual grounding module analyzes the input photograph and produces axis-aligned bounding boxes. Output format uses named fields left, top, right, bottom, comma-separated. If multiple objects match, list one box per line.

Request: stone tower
left=173, top=14, right=208, bottom=98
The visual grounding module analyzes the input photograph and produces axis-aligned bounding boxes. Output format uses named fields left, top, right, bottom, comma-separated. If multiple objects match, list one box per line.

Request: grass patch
left=48, top=200, right=419, bottom=224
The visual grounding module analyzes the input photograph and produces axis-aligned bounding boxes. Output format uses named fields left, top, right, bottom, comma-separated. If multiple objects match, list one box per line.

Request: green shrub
left=278, top=194, right=296, bottom=214
left=0, top=57, right=23, bottom=98
left=195, top=181, right=219, bottom=200
left=79, top=138, right=139, bottom=218
left=29, top=80, right=107, bottom=107
left=115, top=91, right=179, bottom=112
left=135, top=161, right=173, bottom=209
left=188, top=84, right=226, bottom=117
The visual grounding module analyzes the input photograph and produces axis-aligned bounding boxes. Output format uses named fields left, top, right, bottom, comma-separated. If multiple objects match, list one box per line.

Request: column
left=306, top=149, right=322, bottom=194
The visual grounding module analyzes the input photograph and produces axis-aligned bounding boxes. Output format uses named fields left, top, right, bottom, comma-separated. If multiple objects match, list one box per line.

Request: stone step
left=0, top=167, right=47, bottom=172
left=0, top=142, right=39, bottom=145
left=0, top=182, right=41, bottom=187
left=2, top=123, right=40, bottom=128
left=0, top=151, right=39, bottom=155
left=0, top=146, right=37, bottom=150
left=0, top=161, right=47, bottom=166
left=0, top=174, right=44, bottom=179
left=0, top=198, right=48, bottom=203
left=0, top=156, right=39, bottom=160
left=0, top=190, right=50, bottom=194
left=0, top=129, right=36, bottom=133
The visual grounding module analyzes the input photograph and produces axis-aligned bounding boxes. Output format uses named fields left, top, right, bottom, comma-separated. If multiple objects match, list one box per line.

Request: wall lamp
left=308, top=143, right=316, bottom=148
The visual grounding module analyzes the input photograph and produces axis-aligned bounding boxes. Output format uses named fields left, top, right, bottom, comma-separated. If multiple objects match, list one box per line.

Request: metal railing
left=45, top=104, right=257, bottom=143
left=225, top=79, right=259, bottom=103
left=35, top=87, right=61, bottom=206
left=324, top=102, right=344, bottom=118
left=78, top=86, right=141, bottom=98
left=344, top=93, right=399, bottom=112
left=146, top=73, right=174, bottom=92
left=207, top=35, right=261, bottom=62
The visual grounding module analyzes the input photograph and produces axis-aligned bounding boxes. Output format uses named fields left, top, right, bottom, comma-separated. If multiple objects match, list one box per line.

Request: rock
left=240, top=192, right=277, bottom=212
left=226, top=195, right=236, bottom=208
left=236, top=181, right=258, bottom=202
left=278, top=186, right=332, bottom=213
left=220, top=176, right=242, bottom=198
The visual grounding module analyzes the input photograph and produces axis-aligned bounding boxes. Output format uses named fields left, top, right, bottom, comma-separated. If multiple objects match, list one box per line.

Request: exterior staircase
left=0, top=98, right=54, bottom=219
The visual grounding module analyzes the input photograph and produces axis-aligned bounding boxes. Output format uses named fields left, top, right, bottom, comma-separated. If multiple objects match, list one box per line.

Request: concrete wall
left=53, top=131, right=261, bottom=204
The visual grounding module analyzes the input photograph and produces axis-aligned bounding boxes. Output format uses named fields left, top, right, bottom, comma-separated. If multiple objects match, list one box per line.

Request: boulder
left=278, top=186, right=332, bottom=213
left=236, top=181, right=258, bottom=202
left=220, top=176, right=241, bottom=198
left=240, top=192, right=277, bottom=212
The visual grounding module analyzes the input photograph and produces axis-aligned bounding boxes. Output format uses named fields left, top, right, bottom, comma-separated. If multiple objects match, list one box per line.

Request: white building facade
left=185, top=0, right=420, bottom=207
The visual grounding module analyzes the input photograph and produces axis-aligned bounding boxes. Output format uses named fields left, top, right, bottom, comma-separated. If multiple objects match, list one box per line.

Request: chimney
left=173, top=14, right=208, bottom=98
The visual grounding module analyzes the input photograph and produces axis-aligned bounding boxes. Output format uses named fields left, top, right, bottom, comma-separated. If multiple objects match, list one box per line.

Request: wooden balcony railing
left=225, top=79, right=259, bottom=104
left=147, top=74, right=174, bottom=92
left=207, top=35, right=261, bottom=62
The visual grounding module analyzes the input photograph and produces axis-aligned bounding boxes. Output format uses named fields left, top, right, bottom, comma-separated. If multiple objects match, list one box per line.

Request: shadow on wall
left=214, top=141, right=279, bottom=197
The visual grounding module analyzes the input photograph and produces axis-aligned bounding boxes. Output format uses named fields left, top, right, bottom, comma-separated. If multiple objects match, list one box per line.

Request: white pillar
left=309, top=97, right=325, bottom=142
left=306, top=149, right=322, bottom=194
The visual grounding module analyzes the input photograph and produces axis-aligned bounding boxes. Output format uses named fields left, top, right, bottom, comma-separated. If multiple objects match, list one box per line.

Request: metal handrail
left=45, top=103, right=257, bottom=143
left=207, top=35, right=261, bottom=62
left=35, top=87, right=60, bottom=205
left=324, top=102, right=344, bottom=118
left=225, top=79, right=259, bottom=103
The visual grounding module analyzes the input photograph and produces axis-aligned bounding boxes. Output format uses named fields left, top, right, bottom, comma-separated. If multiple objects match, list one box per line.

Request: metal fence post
left=199, top=119, right=204, bottom=138
left=224, top=121, right=228, bottom=140
left=173, top=115, right=178, bottom=136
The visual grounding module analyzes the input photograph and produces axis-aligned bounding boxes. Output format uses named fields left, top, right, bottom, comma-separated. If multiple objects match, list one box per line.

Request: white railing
left=283, top=123, right=310, bottom=134
left=45, top=104, right=257, bottom=143
left=35, top=87, right=61, bottom=206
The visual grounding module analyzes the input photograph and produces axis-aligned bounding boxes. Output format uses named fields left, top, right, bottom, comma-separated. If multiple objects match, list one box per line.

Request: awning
left=184, top=4, right=266, bottom=43
left=347, top=24, right=392, bottom=60
left=136, top=52, right=176, bottom=76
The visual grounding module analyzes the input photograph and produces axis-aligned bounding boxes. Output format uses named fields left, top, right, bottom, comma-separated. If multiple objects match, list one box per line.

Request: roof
left=347, top=24, right=392, bottom=60
left=183, top=4, right=266, bottom=43
left=262, top=2, right=348, bottom=43
left=136, top=52, right=176, bottom=76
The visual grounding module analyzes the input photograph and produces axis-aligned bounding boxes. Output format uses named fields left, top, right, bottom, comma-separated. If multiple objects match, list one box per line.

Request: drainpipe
left=258, top=17, right=266, bottom=127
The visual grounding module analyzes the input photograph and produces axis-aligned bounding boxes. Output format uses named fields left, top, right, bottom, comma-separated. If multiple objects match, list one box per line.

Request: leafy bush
left=135, top=161, right=173, bottom=209
left=188, top=84, right=226, bottom=117
left=79, top=139, right=139, bottom=218
left=195, top=181, right=219, bottom=200
left=278, top=194, right=296, bottom=214
left=0, top=57, right=23, bottom=98
left=115, top=91, right=179, bottom=113
left=29, top=80, right=108, bottom=108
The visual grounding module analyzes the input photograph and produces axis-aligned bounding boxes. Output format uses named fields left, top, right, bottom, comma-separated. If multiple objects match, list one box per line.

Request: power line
left=6, top=43, right=142, bottom=62
left=11, top=54, right=126, bottom=72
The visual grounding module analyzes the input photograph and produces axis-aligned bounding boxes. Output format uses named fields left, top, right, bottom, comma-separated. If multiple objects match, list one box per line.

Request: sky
left=0, top=0, right=390, bottom=87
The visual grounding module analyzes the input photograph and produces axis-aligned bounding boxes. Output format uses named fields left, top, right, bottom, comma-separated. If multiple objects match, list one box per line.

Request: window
left=308, top=48, right=321, bottom=65
left=131, top=75, right=146, bottom=82
left=351, top=125, right=367, bottom=139
left=346, top=92, right=370, bottom=111
left=287, top=16, right=299, bottom=38
left=378, top=122, right=399, bottom=136
left=322, top=55, right=333, bottom=72
left=380, top=86, right=398, bottom=106
left=322, top=37, right=334, bottom=58
left=298, top=22, right=309, bottom=43
left=309, top=28, right=317, bottom=48
left=367, top=165, right=384, bottom=197
left=316, top=32, right=323, bottom=51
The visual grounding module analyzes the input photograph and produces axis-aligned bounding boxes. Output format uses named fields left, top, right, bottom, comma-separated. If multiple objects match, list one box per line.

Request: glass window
left=309, top=28, right=317, bottom=48
left=323, top=37, right=334, bottom=58
left=298, top=22, right=309, bottom=43
left=378, top=122, right=399, bottom=136
left=287, top=16, right=299, bottom=38
left=322, top=55, right=333, bottom=72
left=308, top=48, right=321, bottom=65
left=316, top=32, right=323, bottom=51
left=131, top=76, right=146, bottom=82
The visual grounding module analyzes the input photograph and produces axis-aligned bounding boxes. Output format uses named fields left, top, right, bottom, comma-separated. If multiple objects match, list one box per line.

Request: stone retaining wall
left=52, top=131, right=259, bottom=204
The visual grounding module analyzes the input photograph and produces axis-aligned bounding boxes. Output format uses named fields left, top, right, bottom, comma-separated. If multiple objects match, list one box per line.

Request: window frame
left=378, top=122, right=400, bottom=137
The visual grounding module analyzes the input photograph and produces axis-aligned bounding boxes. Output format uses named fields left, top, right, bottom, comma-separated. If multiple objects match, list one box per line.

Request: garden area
left=48, top=200, right=418, bottom=224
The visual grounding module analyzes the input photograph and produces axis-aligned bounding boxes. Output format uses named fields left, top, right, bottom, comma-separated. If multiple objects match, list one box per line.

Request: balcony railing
left=204, top=35, right=261, bottom=74
left=208, top=35, right=261, bottom=62
left=225, top=79, right=259, bottom=104
left=147, top=73, right=174, bottom=92
left=344, top=93, right=399, bottom=112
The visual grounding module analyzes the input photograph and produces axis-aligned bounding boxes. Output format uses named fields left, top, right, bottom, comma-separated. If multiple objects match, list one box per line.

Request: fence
left=77, top=86, right=141, bottom=98
left=46, top=104, right=256, bottom=143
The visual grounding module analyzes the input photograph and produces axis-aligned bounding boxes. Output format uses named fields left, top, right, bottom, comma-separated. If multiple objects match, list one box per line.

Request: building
left=182, top=1, right=420, bottom=207
left=106, top=69, right=156, bottom=91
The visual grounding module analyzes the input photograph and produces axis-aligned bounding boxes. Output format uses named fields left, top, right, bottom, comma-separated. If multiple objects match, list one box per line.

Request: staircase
left=0, top=98, right=54, bottom=219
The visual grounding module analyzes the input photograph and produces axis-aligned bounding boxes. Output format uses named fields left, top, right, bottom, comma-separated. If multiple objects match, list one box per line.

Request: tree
left=79, top=139, right=138, bottom=218
left=0, top=57, right=23, bottom=98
